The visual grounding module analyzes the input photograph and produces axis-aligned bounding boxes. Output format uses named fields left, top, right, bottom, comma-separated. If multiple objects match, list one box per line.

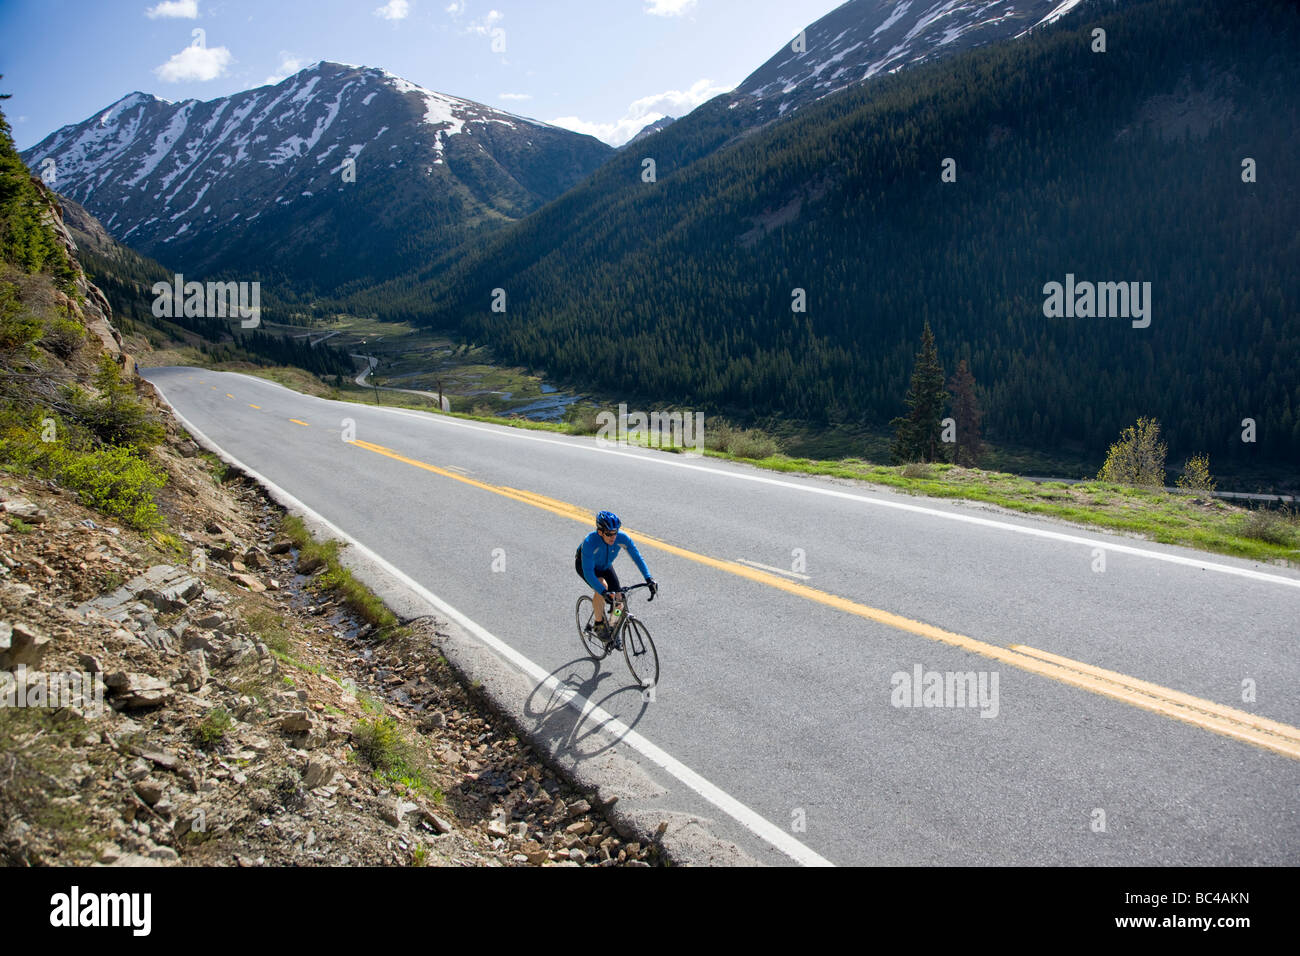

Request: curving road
left=143, top=367, right=1300, bottom=867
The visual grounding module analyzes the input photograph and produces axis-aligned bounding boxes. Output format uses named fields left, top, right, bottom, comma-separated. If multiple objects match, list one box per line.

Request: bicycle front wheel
left=622, top=618, right=659, bottom=689
left=576, top=595, right=609, bottom=659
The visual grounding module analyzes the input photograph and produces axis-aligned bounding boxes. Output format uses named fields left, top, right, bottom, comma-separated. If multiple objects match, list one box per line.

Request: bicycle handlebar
left=606, top=582, right=655, bottom=602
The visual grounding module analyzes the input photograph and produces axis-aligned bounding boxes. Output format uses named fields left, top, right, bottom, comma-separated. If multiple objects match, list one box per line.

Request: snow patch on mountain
left=734, top=0, right=1089, bottom=122
left=125, top=104, right=190, bottom=187
left=1038, top=0, right=1085, bottom=28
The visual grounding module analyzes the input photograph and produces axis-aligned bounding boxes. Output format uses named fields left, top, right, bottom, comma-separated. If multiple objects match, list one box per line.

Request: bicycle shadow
left=522, top=656, right=652, bottom=761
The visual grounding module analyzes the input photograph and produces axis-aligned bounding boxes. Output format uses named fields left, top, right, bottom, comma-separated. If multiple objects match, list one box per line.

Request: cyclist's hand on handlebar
left=646, top=579, right=658, bottom=601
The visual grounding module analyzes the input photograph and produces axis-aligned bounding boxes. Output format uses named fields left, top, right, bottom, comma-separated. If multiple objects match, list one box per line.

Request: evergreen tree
left=948, top=359, right=983, bottom=467
left=890, top=322, right=946, bottom=463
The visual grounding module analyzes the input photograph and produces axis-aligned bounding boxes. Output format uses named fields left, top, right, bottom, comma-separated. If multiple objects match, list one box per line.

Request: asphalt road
left=143, top=367, right=1300, bottom=866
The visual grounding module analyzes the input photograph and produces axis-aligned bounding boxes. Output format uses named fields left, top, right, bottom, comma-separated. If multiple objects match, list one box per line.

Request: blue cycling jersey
left=579, top=530, right=651, bottom=595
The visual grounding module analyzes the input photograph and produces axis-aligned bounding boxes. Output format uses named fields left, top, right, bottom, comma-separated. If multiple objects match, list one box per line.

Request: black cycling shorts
left=575, top=550, right=620, bottom=594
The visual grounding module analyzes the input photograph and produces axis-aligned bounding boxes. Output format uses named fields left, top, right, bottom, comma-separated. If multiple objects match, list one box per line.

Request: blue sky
left=1, top=0, right=845, bottom=150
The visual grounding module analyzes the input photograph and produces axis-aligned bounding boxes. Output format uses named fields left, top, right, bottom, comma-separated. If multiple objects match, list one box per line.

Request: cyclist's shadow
left=523, top=656, right=652, bottom=761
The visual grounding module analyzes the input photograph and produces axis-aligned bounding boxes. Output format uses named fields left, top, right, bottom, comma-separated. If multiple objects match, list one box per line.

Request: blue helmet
left=596, top=510, right=621, bottom=534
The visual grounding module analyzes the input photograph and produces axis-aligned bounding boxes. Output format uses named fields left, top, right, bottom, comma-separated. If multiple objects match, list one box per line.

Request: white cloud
left=373, top=0, right=410, bottom=20
left=466, top=8, right=503, bottom=35
left=445, top=1, right=464, bottom=14
left=146, top=0, right=199, bottom=18
left=552, top=77, right=730, bottom=146
left=264, top=52, right=305, bottom=85
left=499, top=93, right=531, bottom=101
left=154, top=43, right=233, bottom=82
left=645, top=0, right=697, bottom=16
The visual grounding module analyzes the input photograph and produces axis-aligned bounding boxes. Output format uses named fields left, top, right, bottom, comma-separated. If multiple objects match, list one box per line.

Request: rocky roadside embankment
left=0, top=444, right=663, bottom=867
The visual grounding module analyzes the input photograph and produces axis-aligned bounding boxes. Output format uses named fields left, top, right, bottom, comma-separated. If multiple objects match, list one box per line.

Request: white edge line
left=151, top=381, right=834, bottom=868
left=159, top=368, right=1300, bottom=590
left=735, top=557, right=812, bottom=581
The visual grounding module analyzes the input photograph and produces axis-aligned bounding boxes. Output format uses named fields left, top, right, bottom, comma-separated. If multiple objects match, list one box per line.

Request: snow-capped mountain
left=22, top=62, right=612, bottom=291
left=732, top=0, right=1087, bottom=122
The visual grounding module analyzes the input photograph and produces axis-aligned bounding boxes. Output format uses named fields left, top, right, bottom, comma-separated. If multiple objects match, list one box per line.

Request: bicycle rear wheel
left=622, top=618, right=659, bottom=689
left=576, top=595, right=609, bottom=659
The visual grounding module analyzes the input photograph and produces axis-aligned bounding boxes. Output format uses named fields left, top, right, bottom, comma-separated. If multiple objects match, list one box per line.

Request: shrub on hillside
left=64, top=355, right=164, bottom=452
left=0, top=280, right=40, bottom=350
left=40, top=313, right=86, bottom=359
left=0, top=405, right=165, bottom=530
left=1097, top=417, right=1167, bottom=487
left=1176, top=453, right=1216, bottom=494
left=52, top=443, right=165, bottom=529
left=705, top=421, right=780, bottom=459
left=1239, top=506, right=1298, bottom=547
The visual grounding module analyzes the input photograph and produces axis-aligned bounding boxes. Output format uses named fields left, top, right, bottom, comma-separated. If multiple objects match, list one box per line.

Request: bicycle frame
left=603, top=582, right=651, bottom=635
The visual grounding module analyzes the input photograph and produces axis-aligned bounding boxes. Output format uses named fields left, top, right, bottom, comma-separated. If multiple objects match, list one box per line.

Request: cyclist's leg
left=593, top=567, right=621, bottom=625
left=579, top=554, right=607, bottom=624
left=601, top=567, right=622, bottom=619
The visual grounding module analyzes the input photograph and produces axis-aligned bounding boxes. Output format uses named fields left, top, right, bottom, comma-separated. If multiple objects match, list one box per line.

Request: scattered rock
left=421, top=810, right=454, bottom=835
left=135, top=565, right=204, bottom=612
left=104, top=672, right=172, bottom=709
left=295, top=554, right=327, bottom=575
left=134, top=779, right=165, bottom=806
left=134, top=747, right=180, bottom=771
left=0, top=620, right=51, bottom=669
left=2, top=499, right=48, bottom=523
left=227, top=572, right=266, bottom=593
left=279, top=711, right=315, bottom=734
left=181, top=631, right=219, bottom=655
left=302, top=759, right=336, bottom=790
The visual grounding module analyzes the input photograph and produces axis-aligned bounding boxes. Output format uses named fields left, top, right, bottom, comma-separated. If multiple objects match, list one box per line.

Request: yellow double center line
left=349, top=438, right=1300, bottom=761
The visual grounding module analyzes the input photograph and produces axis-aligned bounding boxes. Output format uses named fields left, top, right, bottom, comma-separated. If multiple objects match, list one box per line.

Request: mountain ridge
left=728, top=0, right=1089, bottom=127
left=21, top=61, right=613, bottom=296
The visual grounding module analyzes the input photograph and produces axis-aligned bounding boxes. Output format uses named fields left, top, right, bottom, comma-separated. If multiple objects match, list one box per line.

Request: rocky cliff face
left=29, top=178, right=128, bottom=374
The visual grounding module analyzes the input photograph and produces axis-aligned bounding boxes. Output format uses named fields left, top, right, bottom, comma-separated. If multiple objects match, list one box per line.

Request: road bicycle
left=575, top=582, right=659, bottom=689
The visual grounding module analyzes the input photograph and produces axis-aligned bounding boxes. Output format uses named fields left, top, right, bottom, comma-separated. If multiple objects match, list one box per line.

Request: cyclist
left=575, top=510, right=657, bottom=650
